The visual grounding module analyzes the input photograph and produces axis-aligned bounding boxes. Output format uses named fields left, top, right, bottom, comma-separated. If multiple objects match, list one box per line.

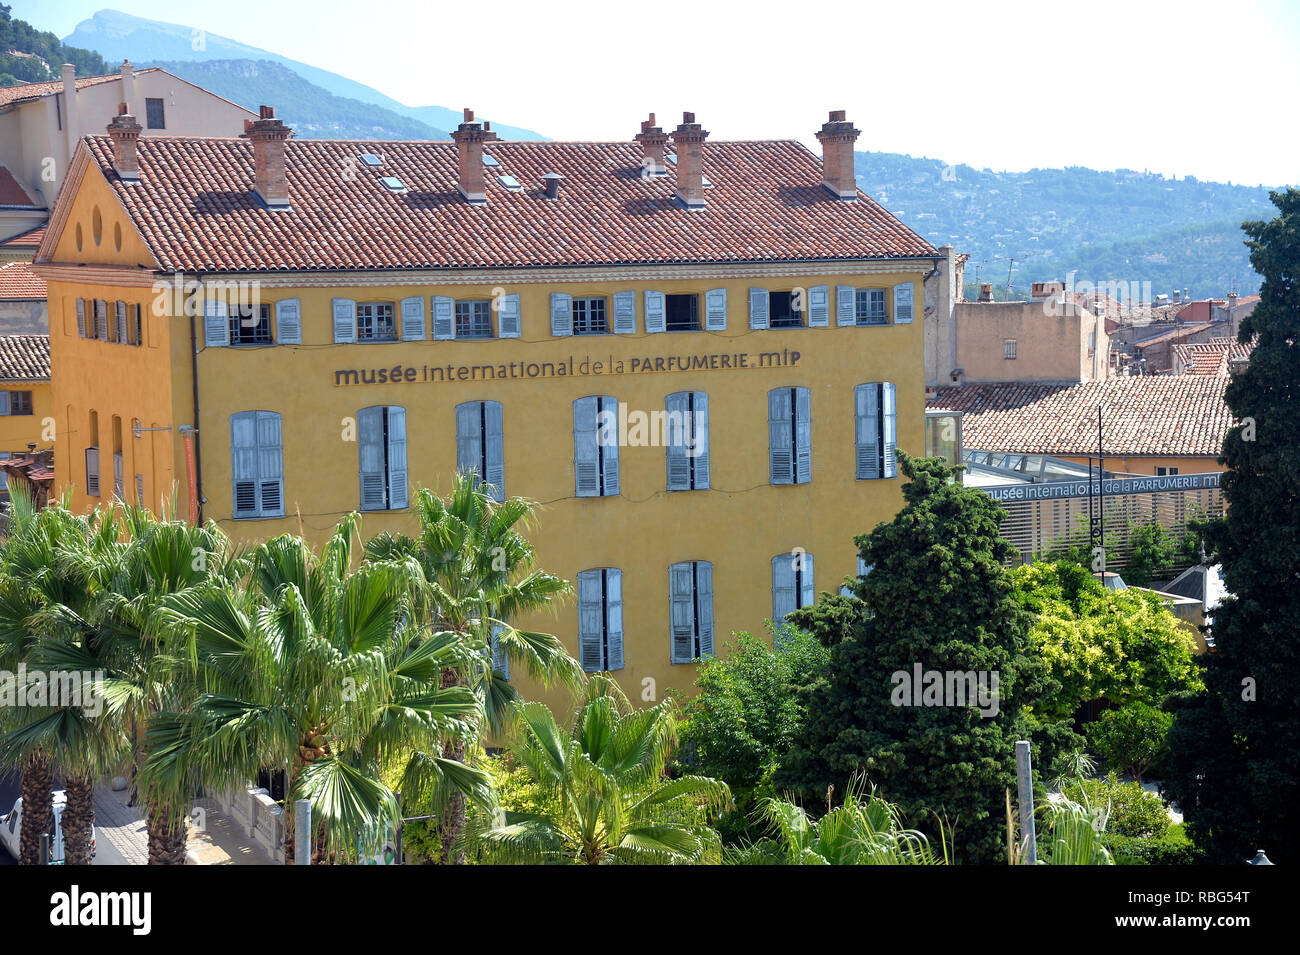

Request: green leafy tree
left=1162, top=189, right=1300, bottom=864
left=1086, top=703, right=1173, bottom=783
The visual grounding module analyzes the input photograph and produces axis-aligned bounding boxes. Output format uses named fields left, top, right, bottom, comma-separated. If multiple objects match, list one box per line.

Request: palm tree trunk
left=437, top=665, right=469, bottom=865
left=146, top=798, right=188, bottom=865
left=61, top=773, right=95, bottom=865
left=18, top=752, right=53, bottom=865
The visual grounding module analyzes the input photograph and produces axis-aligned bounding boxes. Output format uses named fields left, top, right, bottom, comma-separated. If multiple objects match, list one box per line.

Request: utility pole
left=295, top=799, right=311, bottom=865
left=1015, top=740, right=1038, bottom=864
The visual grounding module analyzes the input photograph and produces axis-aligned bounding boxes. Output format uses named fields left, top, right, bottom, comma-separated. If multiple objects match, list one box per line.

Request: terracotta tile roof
left=927, top=376, right=1232, bottom=458
left=0, top=165, right=39, bottom=208
left=76, top=135, right=937, bottom=272
left=0, top=335, right=51, bottom=380
left=0, top=454, right=54, bottom=483
left=1173, top=338, right=1253, bottom=375
left=0, top=261, right=46, bottom=299
left=0, top=69, right=160, bottom=108
left=0, top=224, right=46, bottom=248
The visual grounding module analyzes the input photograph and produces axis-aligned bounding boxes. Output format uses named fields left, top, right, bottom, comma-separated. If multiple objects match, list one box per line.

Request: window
left=86, top=410, right=100, bottom=497
left=768, top=386, right=811, bottom=485
left=1155, top=467, right=1179, bottom=476
left=1004, top=339, right=1018, bottom=359
left=113, top=301, right=129, bottom=343
left=893, top=283, right=914, bottom=323
left=577, top=568, right=624, bottom=672
left=455, top=300, right=493, bottom=339
left=129, top=303, right=142, bottom=346
left=0, top=391, right=33, bottom=416
left=231, top=304, right=273, bottom=345
left=855, top=383, right=897, bottom=480
left=666, top=294, right=699, bottom=331
left=572, top=297, right=608, bottom=335
left=231, top=411, right=284, bottom=518
left=456, top=400, right=505, bottom=501
left=841, top=557, right=872, bottom=598
left=669, top=561, right=714, bottom=663
left=772, top=551, right=815, bottom=624
left=357, top=302, right=397, bottom=341
left=855, top=288, right=888, bottom=325
left=769, top=291, right=804, bottom=328
left=145, top=98, right=165, bottom=130
left=135, top=473, right=145, bottom=508
left=666, top=391, right=709, bottom=491
left=357, top=406, right=408, bottom=511
left=573, top=396, right=619, bottom=497
left=93, top=300, right=108, bottom=341
left=490, top=624, right=510, bottom=680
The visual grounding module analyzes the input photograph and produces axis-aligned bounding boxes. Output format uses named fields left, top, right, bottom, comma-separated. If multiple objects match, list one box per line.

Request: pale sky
left=18, top=0, right=1300, bottom=186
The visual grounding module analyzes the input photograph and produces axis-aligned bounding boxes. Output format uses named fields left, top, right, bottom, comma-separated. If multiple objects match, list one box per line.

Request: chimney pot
left=815, top=109, right=861, bottom=199
left=450, top=107, right=498, bottom=203
left=670, top=112, right=709, bottom=208
left=240, top=105, right=293, bottom=209
left=635, top=112, right=669, bottom=177
left=542, top=172, right=564, bottom=199
left=106, top=103, right=143, bottom=182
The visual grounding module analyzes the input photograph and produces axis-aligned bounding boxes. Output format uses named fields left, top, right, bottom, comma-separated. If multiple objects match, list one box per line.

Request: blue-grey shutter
left=705, top=288, right=727, bottom=331
left=836, top=285, right=856, bottom=326
left=801, top=553, right=815, bottom=608
left=204, top=299, right=228, bottom=347
left=386, top=406, right=408, bottom=509
left=357, top=407, right=387, bottom=510
left=882, top=382, right=898, bottom=478
left=573, top=397, right=600, bottom=497
left=85, top=447, right=100, bottom=496
left=665, top=391, right=691, bottom=491
left=550, top=293, right=572, bottom=337
left=613, top=291, right=636, bottom=334
left=669, top=562, right=696, bottom=663
left=256, top=411, right=283, bottom=515
left=600, top=396, right=620, bottom=496
left=456, top=402, right=482, bottom=484
left=499, top=294, right=521, bottom=338
left=794, top=387, right=812, bottom=484
left=115, top=301, right=129, bottom=343
left=230, top=412, right=257, bottom=515
left=491, top=623, right=509, bottom=680
left=95, top=301, right=108, bottom=341
left=605, top=569, right=624, bottom=671
left=749, top=288, right=769, bottom=329
left=432, top=296, right=454, bottom=340
left=696, top=562, right=714, bottom=658
left=484, top=401, right=505, bottom=501
left=112, top=451, right=124, bottom=499
left=276, top=299, right=301, bottom=344
left=772, top=554, right=796, bottom=622
left=893, top=283, right=914, bottom=323
left=332, top=298, right=356, bottom=343
left=0, top=392, right=9, bottom=415
left=400, top=296, right=426, bottom=341
left=644, top=290, right=666, bottom=333
left=692, top=392, right=710, bottom=490
left=768, top=388, right=793, bottom=484
left=856, top=383, right=880, bottom=480
left=808, top=285, right=830, bottom=327
left=75, top=299, right=87, bottom=337
left=578, top=569, right=605, bottom=672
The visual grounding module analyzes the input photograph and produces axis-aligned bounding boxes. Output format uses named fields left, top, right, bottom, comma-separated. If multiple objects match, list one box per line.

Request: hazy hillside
left=858, top=152, right=1273, bottom=296
left=65, top=8, right=546, bottom=139
left=145, top=59, right=448, bottom=140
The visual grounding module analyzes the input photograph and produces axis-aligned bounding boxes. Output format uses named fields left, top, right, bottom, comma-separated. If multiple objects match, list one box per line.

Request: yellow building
left=0, top=334, right=51, bottom=500
left=34, top=105, right=938, bottom=702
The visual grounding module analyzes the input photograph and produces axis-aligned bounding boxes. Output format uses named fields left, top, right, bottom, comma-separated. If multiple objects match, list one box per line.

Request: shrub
left=1066, top=773, right=1170, bottom=839
left=1086, top=703, right=1173, bottom=782
left=1104, top=824, right=1198, bottom=865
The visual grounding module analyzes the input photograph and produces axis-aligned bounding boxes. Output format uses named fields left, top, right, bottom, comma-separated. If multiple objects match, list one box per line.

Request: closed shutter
left=696, top=562, right=714, bottom=658
left=772, top=554, right=796, bottom=622
left=131, top=304, right=142, bottom=346
left=605, top=569, right=624, bottom=671
left=808, top=285, right=829, bottom=327
left=768, top=388, right=793, bottom=485
left=613, top=291, right=636, bottom=334
left=484, top=401, right=504, bottom=501
left=577, top=569, right=605, bottom=672
left=276, top=299, right=301, bottom=344
left=400, top=296, right=426, bottom=341
left=85, top=447, right=100, bottom=496
left=705, top=288, right=727, bottom=331
left=256, top=412, right=283, bottom=515
left=456, top=402, right=483, bottom=483
left=893, top=283, right=914, bottom=323
left=692, top=392, right=710, bottom=490
left=643, top=290, right=666, bottom=333
left=800, top=553, right=815, bottom=608
left=357, top=406, right=387, bottom=510
left=794, top=387, right=812, bottom=484
left=855, top=383, right=881, bottom=480
left=332, top=298, right=356, bottom=343
left=0, top=392, right=9, bottom=415
left=599, top=396, right=619, bottom=496
left=76, top=299, right=87, bottom=337
left=882, top=382, right=897, bottom=478
left=499, top=294, right=521, bottom=338
left=203, top=299, right=228, bottom=347
left=96, top=301, right=108, bottom=341
left=550, top=293, right=572, bottom=336
left=115, top=301, right=129, bottom=343
left=112, top=451, right=124, bottom=500
left=669, top=562, right=696, bottom=663
left=665, top=392, right=691, bottom=491
left=230, top=412, right=257, bottom=515
left=432, top=296, right=455, bottom=340
left=749, top=288, right=769, bottom=329
left=386, top=406, right=408, bottom=509
left=490, top=623, right=509, bottom=681
left=573, top=397, right=600, bottom=497
left=836, top=285, right=856, bottom=326
left=135, top=474, right=144, bottom=508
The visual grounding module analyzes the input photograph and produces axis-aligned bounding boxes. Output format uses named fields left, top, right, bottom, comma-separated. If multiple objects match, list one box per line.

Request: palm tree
left=364, top=476, right=580, bottom=863
left=471, top=676, right=732, bottom=864
left=142, top=513, right=492, bottom=863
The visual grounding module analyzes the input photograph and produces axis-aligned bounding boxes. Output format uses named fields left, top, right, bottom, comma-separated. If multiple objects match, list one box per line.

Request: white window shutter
left=772, top=553, right=795, bottom=622
left=499, top=294, right=521, bottom=338
left=357, top=406, right=386, bottom=510
left=705, top=288, right=727, bottom=331
left=0, top=392, right=9, bottom=415
left=600, top=396, right=620, bottom=496
left=665, top=391, right=691, bottom=491
left=605, top=569, right=624, bottom=671
left=882, top=382, right=898, bottom=478
left=230, top=412, right=257, bottom=515
left=577, top=570, right=605, bottom=672
left=432, top=296, right=455, bottom=340
left=836, top=285, right=856, bottom=326
left=256, top=411, right=283, bottom=515
left=669, top=562, right=696, bottom=663
left=573, top=397, right=600, bottom=497
left=808, top=285, right=830, bottom=327
left=456, top=402, right=483, bottom=484
left=276, top=299, right=301, bottom=344
left=795, top=387, right=812, bottom=484
left=76, top=299, right=87, bottom=337
left=855, top=383, right=880, bottom=480
left=801, top=553, right=815, bottom=608
left=749, top=288, right=769, bottom=329
left=484, top=401, right=505, bottom=501
left=400, top=296, right=426, bottom=341
left=387, top=406, right=408, bottom=509
left=550, top=293, right=572, bottom=336
left=204, top=299, right=228, bottom=347
left=768, top=388, right=793, bottom=485
left=644, top=290, right=666, bottom=333
left=696, top=562, right=714, bottom=658
left=893, top=282, right=914, bottom=323
left=613, top=291, right=636, bottom=334
left=332, top=298, right=356, bottom=343
left=693, top=392, right=710, bottom=490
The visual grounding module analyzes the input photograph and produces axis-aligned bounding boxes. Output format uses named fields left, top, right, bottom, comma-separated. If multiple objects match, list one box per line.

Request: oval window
left=114, top=222, right=122, bottom=252
left=75, top=223, right=83, bottom=252
left=92, top=207, right=103, bottom=246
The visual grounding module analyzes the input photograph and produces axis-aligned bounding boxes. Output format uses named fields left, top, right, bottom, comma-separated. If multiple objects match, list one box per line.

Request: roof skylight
left=359, top=153, right=383, bottom=167
left=498, top=175, right=523, bottom=192
left=380, top=176, right=407, bottom=194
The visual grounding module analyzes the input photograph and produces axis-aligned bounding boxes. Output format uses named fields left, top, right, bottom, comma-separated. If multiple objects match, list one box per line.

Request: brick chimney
left=106, top=103, right=142, bottom=182
left=241, top=105, right=293, bottom=210
left=670, top=112, right=708, bottom=209
left=451, top=108, right=498, bottom=203
left=815, top=110, right=861, bottom=199
left=979, top=283, right=995, bottom=302
left=635, top=113, right=669, bottom=177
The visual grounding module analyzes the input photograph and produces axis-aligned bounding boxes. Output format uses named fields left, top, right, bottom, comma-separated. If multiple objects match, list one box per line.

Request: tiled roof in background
left=0, top=165, right=39, bottom=208
left=1173, top=338, right=1253, bottom=375
left=0, top=262, right=47, bottom=299
left=0, top=335, right=50, bottom=380
left=78, top=135, right=937, bottom=272
left=0, top=225, right=47, bottom=248
left=928, top=376, right=1232, bottom=458
left=0, top=69, right=159, bottom=108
